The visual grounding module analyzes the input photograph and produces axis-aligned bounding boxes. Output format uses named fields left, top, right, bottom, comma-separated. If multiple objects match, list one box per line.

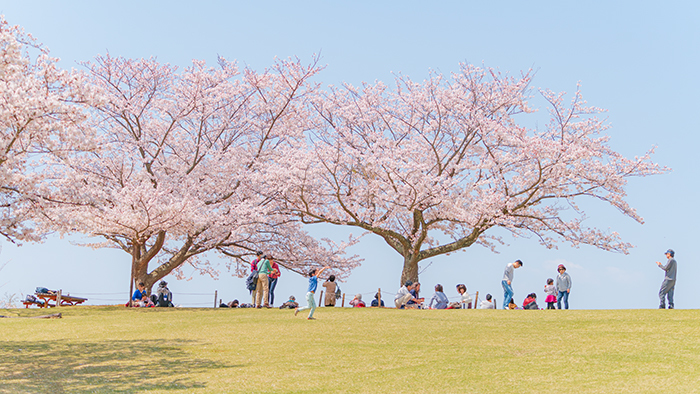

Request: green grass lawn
left=1, top=306, right=699, bottom=393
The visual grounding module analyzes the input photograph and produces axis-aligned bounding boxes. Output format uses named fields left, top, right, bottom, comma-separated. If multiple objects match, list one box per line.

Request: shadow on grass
left=0, top=339, right=239, bottom=393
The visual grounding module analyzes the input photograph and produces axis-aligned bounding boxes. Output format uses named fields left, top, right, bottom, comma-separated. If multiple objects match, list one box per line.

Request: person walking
left=656, top=249, right=677, bottom=309
left=556, top=264, right=572, bottom=309
left=295, top=266, right=330, bottom=320
left=501, top=260, right=523, bottom=309
left=255, top=255, right=272, bottom=308
left=268, top=257, right=281, bottom=306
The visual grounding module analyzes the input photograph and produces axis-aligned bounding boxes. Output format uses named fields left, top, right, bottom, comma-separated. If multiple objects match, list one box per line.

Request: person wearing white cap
left=656, top=249, right=677, bottom=309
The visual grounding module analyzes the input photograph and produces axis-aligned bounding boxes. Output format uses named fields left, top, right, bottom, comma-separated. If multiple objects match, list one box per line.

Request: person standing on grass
left=295, top=266, right=330, bottom=320
left=322, top=275, right=337, bottom=307
left=501, top=260, right=523, bottom=309
left=251, top=250, right=263, bottom=272
left=250, top=251, right=263, bottom=305
left=556, top=264, right=572, bottom=310
left=268, top=256, right=281, bottom=306
left=255, top=255, right=272, bottom=308
left=544, top=278, right=557, bottom=310
left=656, top=249, right=677, bottom=309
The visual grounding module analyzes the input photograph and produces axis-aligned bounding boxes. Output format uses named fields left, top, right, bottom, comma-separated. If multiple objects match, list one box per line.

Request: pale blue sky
left=0, top=1, right=697, bottom=309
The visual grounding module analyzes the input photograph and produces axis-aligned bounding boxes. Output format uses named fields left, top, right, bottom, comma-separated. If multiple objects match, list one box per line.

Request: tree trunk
left=399, top=254, right=420, bottom=286
left=133, top=263, right=153, bottom=294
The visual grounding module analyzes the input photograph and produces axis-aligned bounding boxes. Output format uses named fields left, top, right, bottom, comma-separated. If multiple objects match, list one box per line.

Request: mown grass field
left=1, top=306, right=699, bottom=393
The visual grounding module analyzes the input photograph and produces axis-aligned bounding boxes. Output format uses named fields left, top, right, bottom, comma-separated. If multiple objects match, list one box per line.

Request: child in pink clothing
left=544, top=278, right=557, bottom=310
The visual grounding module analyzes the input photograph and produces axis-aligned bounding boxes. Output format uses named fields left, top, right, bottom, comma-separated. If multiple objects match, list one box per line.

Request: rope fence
left=22, top=286, right=492, bottom=309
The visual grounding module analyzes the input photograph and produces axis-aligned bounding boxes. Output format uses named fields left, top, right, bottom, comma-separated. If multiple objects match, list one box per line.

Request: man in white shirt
left=394, top=281, right=421, bottom=309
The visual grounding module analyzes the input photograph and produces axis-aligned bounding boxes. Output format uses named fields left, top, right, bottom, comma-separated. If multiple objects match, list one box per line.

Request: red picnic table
left=23, top=293, right=88, bottom=308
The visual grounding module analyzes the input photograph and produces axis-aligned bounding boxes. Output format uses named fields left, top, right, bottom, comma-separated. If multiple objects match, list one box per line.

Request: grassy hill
left=1, top=306, right=699, bottom=393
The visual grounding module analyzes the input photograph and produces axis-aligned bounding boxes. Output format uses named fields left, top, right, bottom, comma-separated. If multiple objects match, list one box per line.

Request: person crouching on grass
left=295, top=266, right=330, bottom=320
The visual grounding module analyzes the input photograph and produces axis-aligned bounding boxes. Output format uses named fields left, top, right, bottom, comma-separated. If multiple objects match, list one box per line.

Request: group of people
left=246, top=251, right=282, bottom=308
left=322, top=275, right=384, bottom=308
left=236, top=248, right=679, bottom=315
left=501, top=260, right=572, bottom=310
left=393, top=281, right=495, bottom=310
left=499, top=249, right=679, bottom=310
left=130, top=280, right=174, bottom=307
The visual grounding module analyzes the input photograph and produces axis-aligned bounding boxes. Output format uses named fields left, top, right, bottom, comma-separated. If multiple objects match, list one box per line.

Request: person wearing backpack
left=155, top=280, right=174, bottom=307
left=322, top=275, right=338, bottom=307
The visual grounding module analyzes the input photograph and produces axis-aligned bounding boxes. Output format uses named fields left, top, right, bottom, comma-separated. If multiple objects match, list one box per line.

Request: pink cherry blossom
left=275, top=64, right=666, bottom=285
left=0, top=17, right=91, bottom=242
left=40, top=54, right=360, bottom=293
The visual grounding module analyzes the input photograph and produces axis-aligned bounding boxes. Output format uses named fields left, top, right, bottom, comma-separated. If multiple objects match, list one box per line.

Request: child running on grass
left=295, top=266, right=330, bottom=320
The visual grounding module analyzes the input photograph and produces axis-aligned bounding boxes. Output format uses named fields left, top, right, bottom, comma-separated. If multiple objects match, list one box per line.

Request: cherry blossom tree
left=275, top=64, right=665, bottom=285
left=41, top=54, right=359, bottom=295
left=0, top=17, right=90, bottom=241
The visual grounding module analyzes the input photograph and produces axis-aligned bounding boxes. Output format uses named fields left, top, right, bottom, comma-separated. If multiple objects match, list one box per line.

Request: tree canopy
left=274, top=65, right=664, bottom=284
left=40, top=54, right=359, bottom=292
left=0, top=17, right=90, bottom=242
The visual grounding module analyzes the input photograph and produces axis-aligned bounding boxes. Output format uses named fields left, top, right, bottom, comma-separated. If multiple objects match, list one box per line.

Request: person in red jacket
left=523, top=293, right=539, bottom=310
left=268, top=257, right=281, bottom=306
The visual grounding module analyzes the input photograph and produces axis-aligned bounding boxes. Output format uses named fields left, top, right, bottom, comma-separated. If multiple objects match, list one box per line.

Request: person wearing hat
left=656, top=249, right=677, bottom=309
left=556, top=264, right=572, bottom=309
left=155, top=280, right=174, bottom=307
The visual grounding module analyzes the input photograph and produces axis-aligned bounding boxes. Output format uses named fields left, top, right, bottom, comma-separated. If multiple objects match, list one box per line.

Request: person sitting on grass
left=349, top=294, right=366, bottom=307
left=479, top=294, right=495, bottom=309
left=456, top=284, right=473, bottom=309
left=406, top=282, right=424, bottom=308
left=429, top=284, right=449, bottom=309
left=394, top=281, right=423, bottom=309
left=131, top=282, right=147, bottom=307
left=371, top=292, right=385, bottom=307
left=523, top=293, right=539, bottom=310
left=280, top=296, right=298, bottom=309
left=155, top=280, right=174, bottom=307
left=508, top=298, right=519, bottom=309
left=136, top=293, right=154, bottom=308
